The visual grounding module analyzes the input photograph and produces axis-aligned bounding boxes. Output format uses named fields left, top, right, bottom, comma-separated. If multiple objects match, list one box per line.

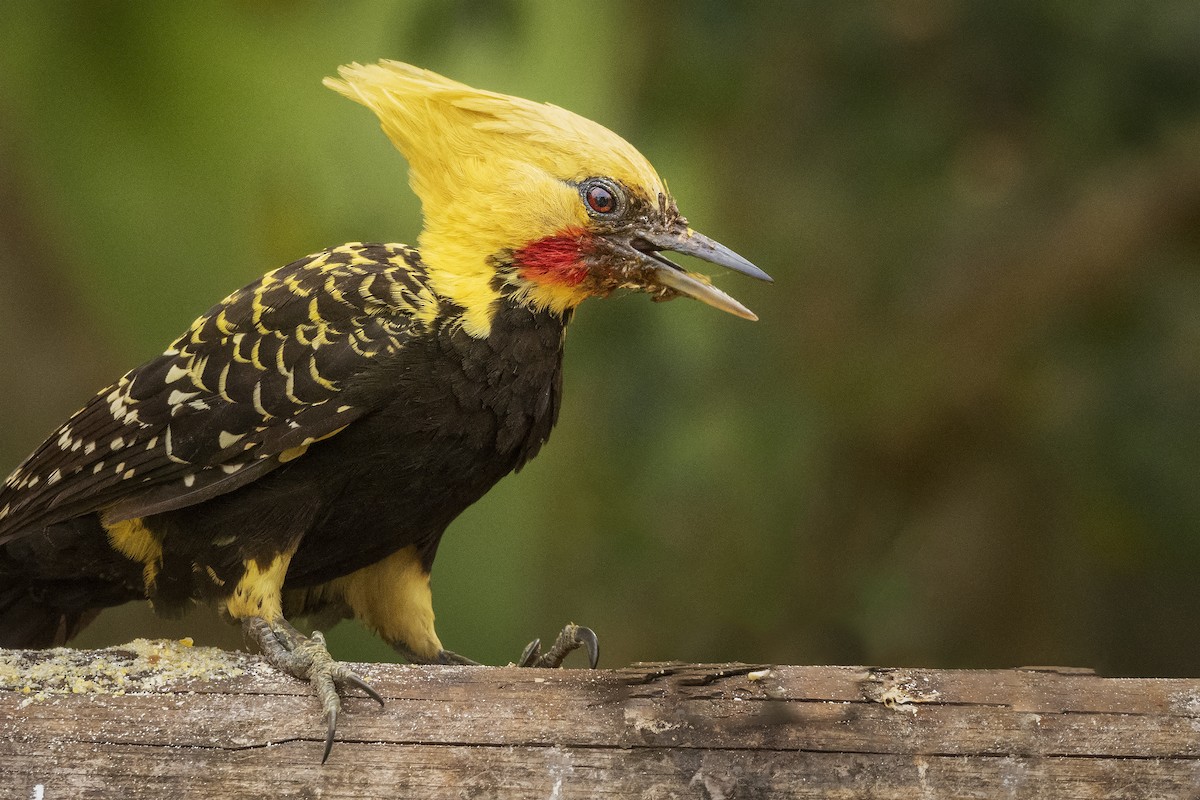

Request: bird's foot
left=436, top=648, right=481, bottom=665
left=394, top=623, right=598, bottom=668
left=518, top=623, right=599, bottom=668
left=244, top=616, right=384, bottom=762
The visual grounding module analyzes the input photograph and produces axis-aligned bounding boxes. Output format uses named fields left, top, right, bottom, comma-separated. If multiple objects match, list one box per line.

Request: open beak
left=629, top=226, right=772, bottom=321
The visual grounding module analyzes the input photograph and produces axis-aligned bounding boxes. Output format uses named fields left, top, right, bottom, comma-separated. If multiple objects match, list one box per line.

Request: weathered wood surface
left=1, top=642, right=1199, bottom=799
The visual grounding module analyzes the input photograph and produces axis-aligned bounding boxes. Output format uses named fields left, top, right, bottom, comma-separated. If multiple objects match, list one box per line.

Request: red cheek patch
left=514, top=227, right=592, bottom=286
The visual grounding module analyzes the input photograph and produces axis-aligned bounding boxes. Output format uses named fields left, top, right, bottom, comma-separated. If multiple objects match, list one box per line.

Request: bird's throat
left=419, top=224, right=592, bottom=338
left=508, top=227, right=594, bottom=317
left=513, top=227, right=591, bottom=287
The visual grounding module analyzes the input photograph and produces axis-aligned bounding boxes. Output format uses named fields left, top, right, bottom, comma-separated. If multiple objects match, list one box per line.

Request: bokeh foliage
left=1, top=1, right=1198, bottom=675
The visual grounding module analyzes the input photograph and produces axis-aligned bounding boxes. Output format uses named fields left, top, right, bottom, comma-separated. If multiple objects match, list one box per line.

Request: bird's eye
left=582, top=179, right=622, bottom=217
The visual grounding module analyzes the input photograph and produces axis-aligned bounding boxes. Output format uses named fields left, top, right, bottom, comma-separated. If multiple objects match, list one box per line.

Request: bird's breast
left=280, top=296, right=569, bottom=584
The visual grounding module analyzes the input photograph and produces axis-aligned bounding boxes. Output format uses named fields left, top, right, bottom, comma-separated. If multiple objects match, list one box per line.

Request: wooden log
left=1, top=640, right=1198, bottom=798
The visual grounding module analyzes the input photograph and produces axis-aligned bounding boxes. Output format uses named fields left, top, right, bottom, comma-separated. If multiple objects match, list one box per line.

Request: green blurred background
left=2, top=1, right=1199, bottom=676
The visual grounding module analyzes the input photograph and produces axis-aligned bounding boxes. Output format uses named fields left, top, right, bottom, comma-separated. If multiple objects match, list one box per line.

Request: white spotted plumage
left=0, top=243, right=434, bottom=542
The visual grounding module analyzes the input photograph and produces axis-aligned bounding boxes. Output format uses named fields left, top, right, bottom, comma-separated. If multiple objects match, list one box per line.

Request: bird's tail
left=0, top=517, right=143, bottom=648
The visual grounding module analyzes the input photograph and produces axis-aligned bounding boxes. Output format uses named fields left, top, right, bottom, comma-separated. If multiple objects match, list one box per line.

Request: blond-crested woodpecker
left=0, top=61, right=770, bottom=760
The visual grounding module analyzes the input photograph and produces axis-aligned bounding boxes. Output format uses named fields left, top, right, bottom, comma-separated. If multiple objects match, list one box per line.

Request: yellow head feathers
left=324, top=60, right=768, bottom=330
left=325, top=61, right=669, bottom=333
left=325, top=61, right=664, bottom=198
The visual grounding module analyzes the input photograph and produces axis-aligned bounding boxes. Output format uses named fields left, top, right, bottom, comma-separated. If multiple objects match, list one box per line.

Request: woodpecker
left=0, top=61, right=770, bottom=759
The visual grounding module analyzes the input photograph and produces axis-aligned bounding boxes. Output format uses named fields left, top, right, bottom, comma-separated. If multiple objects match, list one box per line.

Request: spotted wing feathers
left=0, top=243, right=436, bottom=542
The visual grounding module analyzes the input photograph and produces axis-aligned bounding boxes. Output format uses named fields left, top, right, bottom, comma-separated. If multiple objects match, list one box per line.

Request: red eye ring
left=583, top=179, right=621, bottom=216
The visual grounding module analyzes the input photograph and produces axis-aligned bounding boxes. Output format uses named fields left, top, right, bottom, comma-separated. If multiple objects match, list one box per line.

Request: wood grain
left=2, top=643, right=1198, bottom=798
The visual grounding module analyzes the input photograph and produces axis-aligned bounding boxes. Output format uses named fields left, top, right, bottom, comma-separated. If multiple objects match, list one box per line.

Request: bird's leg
left=518, top=623, right=600, bottom=669
left=343, top=546, right=599, bottom=669
left=392, top=641, right=480, bottom=666
left=243, top=616, right=384, bottom=762
left=392, top=624, right=598, bottom=668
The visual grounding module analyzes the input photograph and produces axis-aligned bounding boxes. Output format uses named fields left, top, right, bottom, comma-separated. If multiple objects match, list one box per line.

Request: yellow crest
left=325, top=61, right=668, bottom=334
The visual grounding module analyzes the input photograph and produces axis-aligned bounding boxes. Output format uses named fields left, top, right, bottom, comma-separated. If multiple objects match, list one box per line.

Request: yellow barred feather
left=0, top=243, right=433, bottom=541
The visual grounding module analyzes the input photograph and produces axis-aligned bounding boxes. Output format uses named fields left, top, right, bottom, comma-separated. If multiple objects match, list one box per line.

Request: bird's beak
left=627, top=226, right=772, bottom=321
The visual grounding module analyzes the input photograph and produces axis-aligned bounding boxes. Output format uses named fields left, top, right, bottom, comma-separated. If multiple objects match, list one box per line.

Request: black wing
left=0, top=243, right=439, bottom=542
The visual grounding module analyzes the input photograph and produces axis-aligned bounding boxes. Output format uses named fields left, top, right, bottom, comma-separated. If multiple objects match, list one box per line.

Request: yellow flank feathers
left=325, top=545, right=443, bottom=661
left=324, top=60, right=669, bottom=334
left=225, top=551, right=294, bottom=621
left=104, top=517, right=162, bottom=593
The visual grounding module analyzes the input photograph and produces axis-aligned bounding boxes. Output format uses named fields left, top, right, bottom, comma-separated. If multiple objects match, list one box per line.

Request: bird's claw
left=392, top=623, right=598, bottom=669
left=244, top=617, right=384, bottom=763
left=518, top=623, right=599, bottom=668
left=342, top=673, right=386, bottom=706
